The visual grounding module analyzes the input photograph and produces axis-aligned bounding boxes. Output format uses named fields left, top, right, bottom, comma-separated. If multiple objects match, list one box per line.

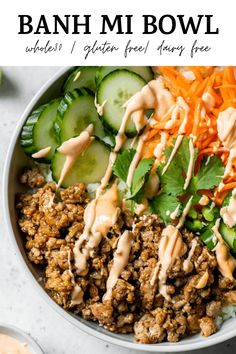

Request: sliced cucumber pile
left=20, top=98, right=61, bottom=162
left=51, top=139, right=110, bottom=188
left=20, top=66, right=154, bottom=187
left=97, top=70, right=146, bottom=136
left=54, top=88, right=105, bottom=143
left=63, top=66, right=98, bottom=93
left=96, top=66, right=153, bottom=87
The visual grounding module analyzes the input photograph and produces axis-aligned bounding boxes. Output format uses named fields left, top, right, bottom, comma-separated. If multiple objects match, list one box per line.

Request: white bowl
left=2, top=67, right=236, bottom=352
left=0, top=323, right=43, bottom=354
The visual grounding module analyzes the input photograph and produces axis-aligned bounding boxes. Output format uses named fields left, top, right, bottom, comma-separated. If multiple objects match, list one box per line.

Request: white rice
left=216, top=304, right=236, bottom=327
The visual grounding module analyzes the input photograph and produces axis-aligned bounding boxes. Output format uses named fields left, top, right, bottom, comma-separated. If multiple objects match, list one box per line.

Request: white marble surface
left=0, top=67, right=236, bottom=354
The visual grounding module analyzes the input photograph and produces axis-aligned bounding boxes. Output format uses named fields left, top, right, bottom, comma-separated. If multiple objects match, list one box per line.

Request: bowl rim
left=0, top=322, right=44, bottom=354
left=2, top=66, right=236, bottom=352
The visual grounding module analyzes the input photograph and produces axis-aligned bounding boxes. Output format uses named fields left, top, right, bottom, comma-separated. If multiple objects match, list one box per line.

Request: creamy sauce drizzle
left=151, top=197, right=192, bottom=297
left=126, top=130, right=149, bottom=187
left=73, top=71, right=81, bottom=82
left=132, top=110, right=148, bottom=132
left=177, top=196, right=193, bottom=228
left=96, top=99, right=107, bottom=116
left=135, top=200, right=148, bottom=215
left=177, top=97, right=190, bottom=134
left=123, top=77, right=174, bottom=121
left=199, top=195, right=210, bottom=206
left=71, top=284, right=84, bottom=306
left=217, top=107, right=236, bottom=187
left=184, top=138, right=195, bottom=190
left=164, top=105, right=179, bottom=129
left=220, top=188, right=236, bottom=228
left=213, top=218, right=236, bottom=279
left=154, top=132, right=168, bottom=160
left=183, top=238, right=198, bottom=272
left=158, top=225, right=187, bottom=299
left=73, top=183, right=120, bottom=275
left=202, top=92, right=215, bottom=110
left=181, top=70, right=196, bottom=81
left=103, top=230, right=133, bottom=301
left=0, top=334, right=31, bottom=354
left=31, top=146, right=51, bottom=159
left=170, top=204, right=180, bottom=220
left=196, top=270, right=209, bottom=289
left=57, top=124, right=94, bottom=188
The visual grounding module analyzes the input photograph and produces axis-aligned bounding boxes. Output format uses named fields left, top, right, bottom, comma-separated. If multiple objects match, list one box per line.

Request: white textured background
left=0, top=67, right=236, bottom=354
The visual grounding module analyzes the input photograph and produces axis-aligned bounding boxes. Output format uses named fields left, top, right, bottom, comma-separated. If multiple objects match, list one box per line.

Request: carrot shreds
left=145, top=66, right=236, bottom=206
left=192, top=98, right=202, bottom=137
left=198, top=147, right=227, bottom=156
left=215, top=190, right=228, bottom=206
left=187, top=80, right=201, bottom=98
left=220, top=182, right=236, bottom=192
left=214, top=84, right=236, bottom=89
left=194, top=77, right=209, bottom=97
left=188, top=67, right=203, bottom=82
left=225, top=66, right=236, bottom=84
left=146, top=129, right=159, bottom=141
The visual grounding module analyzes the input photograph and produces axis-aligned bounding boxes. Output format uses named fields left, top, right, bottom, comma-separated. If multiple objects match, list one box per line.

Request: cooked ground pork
left=16, top=168, right=236, bottom=344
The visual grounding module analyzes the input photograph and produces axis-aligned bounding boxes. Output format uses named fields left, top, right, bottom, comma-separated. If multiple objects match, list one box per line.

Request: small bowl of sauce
left=0, top=323, right=43, bottom=354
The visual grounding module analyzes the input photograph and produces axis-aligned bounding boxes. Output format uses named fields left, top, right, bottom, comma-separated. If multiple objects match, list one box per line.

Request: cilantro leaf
left=129, top=158, right=154, bottom=200
left=112, top=149, right=136, bottom=182
left=158, top=136, right=198, bottom=196
left=188, top=156, right=224, bottom=193
left=150, top=193, right=182, bottom=223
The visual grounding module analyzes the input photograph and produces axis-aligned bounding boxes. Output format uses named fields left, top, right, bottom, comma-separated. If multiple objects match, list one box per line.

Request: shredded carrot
left=215, top=190, right=228, bottom=206
left=220, top=182, right=236, bottom=192
left=198, top=147, right=227, bottom=156
left=192, top=99, right=202, bottom=137
left=143, top=66, right=236, bottom=205
left=214, top=84, right=236, bottom=89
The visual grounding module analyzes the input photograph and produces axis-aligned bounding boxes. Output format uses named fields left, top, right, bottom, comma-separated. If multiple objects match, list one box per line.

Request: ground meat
left=90, top=302, right=113, bottom=325
left=134, top=313, right=166, bottom=344
left=206, top=301, right=222, bottom=317
left=224, top=291, right=236, bottom=304
left=16, top=169, right=236, bottom=344
left=20, top=167, right=45, bottom=188
left=199, top=317, right=217, bottom=337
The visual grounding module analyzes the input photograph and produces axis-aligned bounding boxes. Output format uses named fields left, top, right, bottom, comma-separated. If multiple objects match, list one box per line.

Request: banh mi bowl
left=3, top=66, right=236, bottom=352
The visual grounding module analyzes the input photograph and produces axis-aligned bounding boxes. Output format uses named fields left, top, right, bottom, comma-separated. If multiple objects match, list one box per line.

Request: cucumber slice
left=63, top=66, right=98, bottom=93
left=96, top=66, right=153, bottom=87
left=51, top=139, right=110, bottom=187
left=20, top=98, right=61, bottom=162
left=219, top=222, right=236, bottom=252
left=54, top=88, right=105, bottom=143
left=97, top=70, right=146, bottom=136
left=200, top=228, right=216, bottom=250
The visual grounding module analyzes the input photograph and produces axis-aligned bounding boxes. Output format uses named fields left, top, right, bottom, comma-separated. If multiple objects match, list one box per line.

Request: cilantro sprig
left=113, top=149, right=136, bottom=182
left=151, top=136, right=224, bottom=223
left=113, top=148, right=154, bottom=204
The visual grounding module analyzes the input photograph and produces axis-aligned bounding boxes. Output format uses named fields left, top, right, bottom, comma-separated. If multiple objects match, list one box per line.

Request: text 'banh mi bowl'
left=3, top=66, right=236, bottom=352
